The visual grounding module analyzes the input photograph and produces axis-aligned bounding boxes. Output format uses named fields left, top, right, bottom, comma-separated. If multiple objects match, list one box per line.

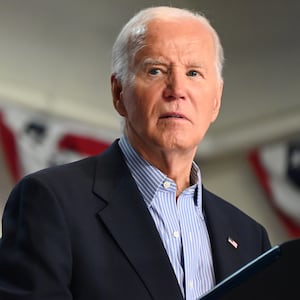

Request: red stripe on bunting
left=248, top=150, right=300, bottom=238
left=58, top=133, right=109, bottom=156
left=0, top=110, right=21, bottom=182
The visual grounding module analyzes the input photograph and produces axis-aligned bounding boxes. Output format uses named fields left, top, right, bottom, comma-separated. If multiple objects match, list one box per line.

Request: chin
left=158, top=136, right=196, bottom=152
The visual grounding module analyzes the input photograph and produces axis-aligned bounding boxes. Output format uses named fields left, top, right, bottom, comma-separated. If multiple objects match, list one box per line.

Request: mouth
left=159, top=112, right=187, bottom=120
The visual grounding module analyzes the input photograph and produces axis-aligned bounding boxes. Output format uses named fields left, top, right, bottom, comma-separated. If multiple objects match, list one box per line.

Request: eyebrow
left=141, top=57, right=168, bottom=66
left=140, top=57, right=207, bottom=71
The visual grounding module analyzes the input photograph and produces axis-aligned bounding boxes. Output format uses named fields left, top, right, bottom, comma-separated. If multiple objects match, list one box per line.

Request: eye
left=148, top=68, right=161, bottom=76
left=186, top=70, right=200, bottom=77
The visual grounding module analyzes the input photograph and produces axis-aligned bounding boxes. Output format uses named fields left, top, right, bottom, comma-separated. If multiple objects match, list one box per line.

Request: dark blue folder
left=200, top=238, right=300, bottom=299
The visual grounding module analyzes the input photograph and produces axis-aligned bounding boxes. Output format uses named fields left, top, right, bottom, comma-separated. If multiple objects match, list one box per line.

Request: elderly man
left=0, top=6, right=271, bottom=300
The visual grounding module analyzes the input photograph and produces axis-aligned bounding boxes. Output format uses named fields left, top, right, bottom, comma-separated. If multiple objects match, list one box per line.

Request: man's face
left=112, top=18, right=223, bottom=158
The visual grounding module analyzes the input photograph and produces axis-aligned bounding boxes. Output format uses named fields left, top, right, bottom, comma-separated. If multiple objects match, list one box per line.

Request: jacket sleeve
left=0, top=175, right=73, bottom=300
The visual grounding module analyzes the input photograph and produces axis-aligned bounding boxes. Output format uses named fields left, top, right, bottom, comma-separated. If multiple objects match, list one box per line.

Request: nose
left=162, top=70, right=187, bottom=100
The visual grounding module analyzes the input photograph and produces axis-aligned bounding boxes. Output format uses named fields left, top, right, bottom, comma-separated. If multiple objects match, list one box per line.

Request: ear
left=111, top=75, right=127, bottom=117
left=211, top=80, right=223, bottom=123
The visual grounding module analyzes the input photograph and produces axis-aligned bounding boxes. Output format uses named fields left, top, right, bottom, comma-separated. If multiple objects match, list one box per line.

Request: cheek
left=123, top=94, right=149, bottom=125
left=121, top=88, right=138, bottom=118
left=123, top=80, right=164, bottom=127
left=127, top=88, right=157, bottom=119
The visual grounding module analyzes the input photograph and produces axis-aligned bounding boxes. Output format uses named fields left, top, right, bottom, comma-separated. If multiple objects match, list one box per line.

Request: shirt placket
left=177, top=190, right=199, bottom=300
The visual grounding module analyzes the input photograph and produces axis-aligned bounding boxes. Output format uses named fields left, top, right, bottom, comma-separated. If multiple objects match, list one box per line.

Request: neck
left=124, top=129, right=199, bottom=196
left=137, top=145, right=196, bottom=197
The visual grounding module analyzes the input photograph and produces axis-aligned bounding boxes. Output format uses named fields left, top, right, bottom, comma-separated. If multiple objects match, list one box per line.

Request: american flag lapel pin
left=228, top=236, right=238, bottom=249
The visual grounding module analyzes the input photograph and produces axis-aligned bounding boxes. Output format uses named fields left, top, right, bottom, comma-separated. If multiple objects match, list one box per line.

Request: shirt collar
left=118, top=136, right=203, bottom=214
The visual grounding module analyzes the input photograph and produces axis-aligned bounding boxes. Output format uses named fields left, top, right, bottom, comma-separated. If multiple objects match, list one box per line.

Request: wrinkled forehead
left=133, top=18, right=216, bottom=64
left=147, top=19, right=214, bottom=53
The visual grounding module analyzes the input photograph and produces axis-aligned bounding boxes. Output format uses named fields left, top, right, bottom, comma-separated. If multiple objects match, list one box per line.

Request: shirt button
left=163, top=181, right=171, bottom=189
left=173, top=231, right=180, bottom=238
left=189, top=281, right=193, bottom=289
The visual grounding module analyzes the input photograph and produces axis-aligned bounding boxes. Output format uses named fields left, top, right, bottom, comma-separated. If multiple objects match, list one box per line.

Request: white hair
left=111, top=6, right=225, bottom=85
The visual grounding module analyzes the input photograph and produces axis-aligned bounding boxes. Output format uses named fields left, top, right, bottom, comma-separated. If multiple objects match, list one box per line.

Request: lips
left=160, top=112, right=187, bottom=119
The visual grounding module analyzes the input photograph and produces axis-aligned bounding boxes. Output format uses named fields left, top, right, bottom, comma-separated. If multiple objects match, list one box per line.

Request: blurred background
left=0, top=0, right=299, bottom=246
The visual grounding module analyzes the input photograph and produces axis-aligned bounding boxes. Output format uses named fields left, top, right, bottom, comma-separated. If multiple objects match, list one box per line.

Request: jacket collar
left=92, top=140, right=183, bottom=300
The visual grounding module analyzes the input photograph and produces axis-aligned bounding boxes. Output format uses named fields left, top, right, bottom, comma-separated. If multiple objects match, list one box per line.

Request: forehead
left=134, top=18, right=216, bottom=63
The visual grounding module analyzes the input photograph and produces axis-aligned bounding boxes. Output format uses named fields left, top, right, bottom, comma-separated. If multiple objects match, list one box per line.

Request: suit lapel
left=93, top=141, right=183, bottom=300
left=202, top=188, right=241, bottom=283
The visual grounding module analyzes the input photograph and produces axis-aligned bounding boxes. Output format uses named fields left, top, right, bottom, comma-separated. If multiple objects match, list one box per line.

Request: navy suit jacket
left=0, top=140, right=271, bottom=299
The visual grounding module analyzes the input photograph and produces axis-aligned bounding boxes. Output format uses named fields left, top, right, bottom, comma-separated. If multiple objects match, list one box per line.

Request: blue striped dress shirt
left=119, top=136, right=215, bottom=299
